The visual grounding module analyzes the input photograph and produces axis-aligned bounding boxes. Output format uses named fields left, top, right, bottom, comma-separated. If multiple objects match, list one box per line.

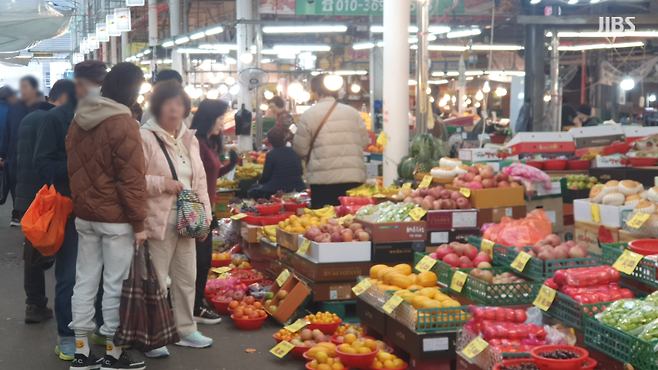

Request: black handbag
left=235, top=104, right=253, bottom=136
left=0, top=166, right=8, bottom=205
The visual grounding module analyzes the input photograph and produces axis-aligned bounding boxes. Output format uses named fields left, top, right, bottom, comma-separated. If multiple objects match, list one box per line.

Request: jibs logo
left=598, top=17, right=636, bottom=33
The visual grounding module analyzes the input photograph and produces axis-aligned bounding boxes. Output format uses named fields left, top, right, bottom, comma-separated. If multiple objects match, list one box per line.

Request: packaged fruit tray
left=584, top=317, right=658, bottom=370
left=456, top=328, right=531, bottom=370
left=384, top=289, right=471, bottom=333
left=493, top=244, right=600, bottom=280
left=450, top=266, right=543, bottom=306
left=601, top=243, right=658, bottom=288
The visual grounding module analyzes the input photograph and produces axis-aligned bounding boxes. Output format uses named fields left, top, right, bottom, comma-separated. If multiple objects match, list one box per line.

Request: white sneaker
left=175, top=332, right=213, bottom=348
left=144, top=346, right=169, bottom=359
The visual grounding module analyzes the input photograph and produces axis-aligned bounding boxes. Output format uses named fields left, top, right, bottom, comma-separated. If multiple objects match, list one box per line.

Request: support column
left=382, top=0, right=410, bottom=186
left=121, top=32, right=128, bottom=62
left=170, top=0, right=183, bottom=75
left=416, top=0, right=429, bottom=133
left=148, top=0, right=158, bottom=78
left=524, top=24, right=545, bottom=132
left=237, top=0, right=254, bottom=151
left=110, top=36, right=117, bottom=65
left=550, top=29, right=559, bottom=131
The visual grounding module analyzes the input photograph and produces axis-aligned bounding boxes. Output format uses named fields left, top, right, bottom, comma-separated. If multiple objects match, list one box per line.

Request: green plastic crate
left=493, top=244, right=601, bottom=280
left=453, top=266, right=542, bottom=306
left=543, top=291, right=611, bottom=330
left=584, top=317, right=658, bottom=370
left=384, top=289, right=471, bottom=332
left=601, top=243, right=658, bottom=288
left=413, top=252, right=470, bottom=286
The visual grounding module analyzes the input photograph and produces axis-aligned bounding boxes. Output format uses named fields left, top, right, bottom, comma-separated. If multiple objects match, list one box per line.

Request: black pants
left=7, top=164, right=19, bottom=219
left=194, top=235, right=213, bottom=312
left=24, top=239, right=54, bottom=308
left=310, top=183, right=363, bottom=209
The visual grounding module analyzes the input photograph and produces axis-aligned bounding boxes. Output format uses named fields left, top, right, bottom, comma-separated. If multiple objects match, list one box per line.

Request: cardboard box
left=357, top=297, right=387, bottom=335
left=507, top=132, right=575, bottom=156
left=276, top=227, right=301, bottom=252
left=283, top=253, right=372, bottom=282
left=426, top=209, right=479, bottom=231
left=590, top=155, right=626, bottom=168
left=573, top=199, right=634, bottom=227
left=372, top=241, right=424, bottom=262
left=426, top=228, right=481, bottom=248
left=574, top=220, right=621, bottom=254
left=295, top=235, right=371, bottom=263
left=262, top=274, right=312, bottom=324
left=240, top=222, right=262, bottom=244
left=357, top=219, right=427, bottom=243
left=526, top=197, right=565, bottom=233
left=458, top=148, right=508, bottom=162
left=477, top=205, right=527, bottom=226
left=297, top=275, right=356, bottom=301
left=385, top=314, right=458, bottom=360
left=623, top=126, right=658, bottom=142
left=569, top=125, right=625, bottom=149
left=446, top=185, right=524, bottom=209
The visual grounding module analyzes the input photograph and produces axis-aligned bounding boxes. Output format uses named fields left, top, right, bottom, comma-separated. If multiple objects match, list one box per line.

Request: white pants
left=69, top=219, right=134, bottom=337
left=148, top=211, right=197, bottom=337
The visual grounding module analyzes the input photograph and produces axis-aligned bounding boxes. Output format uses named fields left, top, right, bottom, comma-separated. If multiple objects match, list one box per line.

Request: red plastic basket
left=256, top=204, right=282, bottom=216
left=307, top=319, right=342, bottom=335
left=290, top=345, right=314, bottom=361
left=525, top=160, right=543, bottom=169
left=272, top=333, right=289, bottom=343
left=211, top=296, right=232, bottom=315
left=370, top=362, right=408, bottom=370
left=210, top=259, right=231, bottom=268
left=330, top=334, right=375, bottom=345
left=339, top=197, right=376, bottom=207
left=231, top=314, right=267, bottom=330
left=629, top=239, right=658, bottom=256
left=629, top=157, right=657, bottom=167
left=582, top=357, right=597, bottom=370
left=529, top=345, right=589, bottom=370
left=239, top=276, right=264, bottom=285
left=566, top=160, right=590, bottom=170
left=336, top=347, right=379, bottom=369
left=543, top=159, right=567, bottom=171
left=283, top=202, right=308, bottom=212
left=603, top=142, right=631, bottom=155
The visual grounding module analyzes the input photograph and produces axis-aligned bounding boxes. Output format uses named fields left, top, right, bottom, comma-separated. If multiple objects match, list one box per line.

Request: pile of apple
left=302, top=217, right=370, bottom=243
left=429, top=242, right=492, bottom=269
left=403, top=186, right=472, bottom=210
left=290, top=328, right=330, bottom=347
left=513, top=234, right=589, bottom=261
left=469, top=270, right=526, bottom=285
left=264, top=289, right=287, bottom=313
left=452, top=165, right=520, bottom=190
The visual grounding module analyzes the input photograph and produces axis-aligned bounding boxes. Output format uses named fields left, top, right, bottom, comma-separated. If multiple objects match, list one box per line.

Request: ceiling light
left=558, top=31, right=658, bottom=38
left=530, top=0, right=541, bottom=3
left=140, top=83, right=152, bottom=94
left=451, top=96, right=456, bottom=103
left=184, top=85, right=195, bottom=95
left=199, top=43, right=238, bottom=50
left=428, top=45, right=468, bottom=51
left=428, top=80, right=449, bottom=85
left=276, top=85, right=283, bottom=92
left=429, top=26, right=451, bottom=34
left=162, top=41, right=174, bottom=48
left=430, top=97, right=435, bottom=103
left=260, top=104, right=268, bottom=110
left=206, top=89, right=220, bottom=99
left=371, top=26, right=419, bottom=33
left=225, top=57, right=237, bottom=65
left=263, top=25, right=347, bottom=34
left=476, top=90, right=484, bottom=101
left=544, top=95, right=551, bottom=102
left=277, top=54, right=297, bottom=59
left=353, top=42, right=375, bottom=50
left=273, top=45, right=331, bottom=52
left=311, top=70, right=367, bottom=76
left=175, top=36, right=189, bottom=45
left=324, top=74, right=344, bottom=91
left=264, top=90, right=274, bottom=100
left=471, top=45, right=524, bottom=51
left=558, top=41, right=644, bottom=51
left=143, top=49, right=151, bottom=55
left=225, top=76, right=235, bottom=86
left=218, top=84, right=228, bottom=94
left=288, top=80, right=304, bottom=99
left=136, top=52, right=144, bottom=57
left=261, top=58, right=272, bottom=63
left=351, top=84, right=361, bottom=93
left=568, top=0, right=577, bottom=3
left=163, top=59, right=172, bottom=64
left=620, top=78, right=635, bottom=91
left=205, top=26, right=223, bottom=36
left=229, top=84, right=240, bottom=95
left=240, top=52, right=253, bottom=64
left=190, top=32, right=205, bottom=40
left=408, top=80, right=417, bottom=86
left=649, top=94, right=657, bottom=102
left=301, top=91, right=311, bottom=102
left=447, top=29, right=481, bottom=38
left=590, top=0, right=600, bottom=2
left=140, top=60, right=150, bottom=65
left=439, top=99, right=447, bottom=107
left=466, top=99, right=472, bottom=104
left=209, top=74, right=221, bottom=84
left=486, top=70, right=526, bottom=76
left=137, top=95, right=144, bottom=104
left=475, top=102, right=481, bottom=107
left=482, top=81, right=491, bottom=93
left=495, top=87, right=508, bottom=97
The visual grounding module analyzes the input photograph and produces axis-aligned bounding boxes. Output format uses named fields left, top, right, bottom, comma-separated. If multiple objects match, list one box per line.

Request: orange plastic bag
left=22, top=185, right=73, bottom=256
left=482, top=209, right=552, bottom=247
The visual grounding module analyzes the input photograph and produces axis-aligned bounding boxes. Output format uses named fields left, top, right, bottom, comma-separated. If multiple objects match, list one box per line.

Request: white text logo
left=598, top=17, right=636, bottom=33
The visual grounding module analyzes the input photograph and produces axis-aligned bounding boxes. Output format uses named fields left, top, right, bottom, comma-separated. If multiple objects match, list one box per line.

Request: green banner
left=296, top=0, right=464, bottom=16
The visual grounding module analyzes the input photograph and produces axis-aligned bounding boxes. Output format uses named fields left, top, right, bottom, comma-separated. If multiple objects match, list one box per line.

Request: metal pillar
left=255, top=12, right=264, bottom=149
left=550, top=28, right=559, bottom=131
left=237, top=0, right=254, bottom=152
left=110, top=36, right=117, bottom=65
left=382, top=0, right=411, bottom=186
left=148, top=0, right=158, bottom=77
left=524, top=24, right=545, bottom=132
left=121, top=32, right=128, bottom=62
left=170, top=0, right=183, bottom=75
left=415, top=0, right=429, bottom=133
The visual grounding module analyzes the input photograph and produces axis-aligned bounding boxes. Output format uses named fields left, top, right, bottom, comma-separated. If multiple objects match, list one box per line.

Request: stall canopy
left=0, top=0, right=72, bottom=52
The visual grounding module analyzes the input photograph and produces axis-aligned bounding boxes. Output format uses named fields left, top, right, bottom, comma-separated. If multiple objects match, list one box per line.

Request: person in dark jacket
left=190, top=99, right=238, bottom=324
left=0, top=76, right=40, bottom=226
left=16, top=80, right=75, bottom=331
left=248, top=127, right=306, bottom=199
left=0, top=86, right=17, bottom=137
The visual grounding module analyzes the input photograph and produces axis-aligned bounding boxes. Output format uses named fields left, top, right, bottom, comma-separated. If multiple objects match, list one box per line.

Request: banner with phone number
left=295, top=0, right=464, bottom=16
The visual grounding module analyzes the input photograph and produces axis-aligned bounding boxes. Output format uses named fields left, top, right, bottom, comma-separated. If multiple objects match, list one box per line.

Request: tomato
left=494, top=307, right=506, bottom=321
left=485, top=308, right=496, bottom=321
left=544, top=278, right=558, bottom=290
left=504, top=308, right=516, bottom=322
left=515, top=309, right=527, bottom=323
left=620, top=289, right=635, bottom=298
left=608, top=267, right=621, bottom=281
left=609, top=290, right=622, bottom=301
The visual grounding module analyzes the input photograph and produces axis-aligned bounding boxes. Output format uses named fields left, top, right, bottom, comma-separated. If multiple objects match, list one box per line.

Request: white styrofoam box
left=590, top=155, right=626, bottom=168
left=506, top=132, right=575, bottom=155
left=458, top=148, right=507, bottom=162
left=573, top=199, right=635, bottom=227
left=296, top=235, right=371, bottom=263
left=623, top=126, right=658, bottom=140
left=569, top=125, right=626, bottom=148
left=535, top=180, right=562, bottom=196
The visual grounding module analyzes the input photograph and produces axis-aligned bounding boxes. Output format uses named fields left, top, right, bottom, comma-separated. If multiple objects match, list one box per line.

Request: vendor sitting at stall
left=573, top=104, right=602, bottom=127
left=248, top=127, right=305, bottom=199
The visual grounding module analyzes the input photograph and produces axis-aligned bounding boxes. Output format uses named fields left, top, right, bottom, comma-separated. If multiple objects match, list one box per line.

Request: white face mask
left=86, top=85, right=101, bottom=99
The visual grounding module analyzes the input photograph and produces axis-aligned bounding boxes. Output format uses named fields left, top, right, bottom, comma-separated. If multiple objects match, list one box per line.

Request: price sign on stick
left=628, top=212, right=650, bottom=229
left=462, top=337, right=489, bottom=359
left=418, top=175, right=433, bottom=188
left=376, top=131, right=389, bottom=148
left=231, top=213, right=248, bottom=220
left=590, top=204, right=601, bottom=223
left=276, top=269, right=290, bottom=286
left=511, top=251, right=532, bottom=272
left=402, top=182, right=412, bottom=189
left=481, top=239, right=494, bottom=259
left=382, top=295, right=404, bottom=314
left=297, top=239, right=311, bottom=255
left=533, top=285, right=557, bottom=311
left=415, top=255, right=437, bottom=273
left=613, top=250, right=644, bottom=275
left=409, top=207, right=427, bottom=221
left=460, top=188, right=471, bottom=198
left=352, top=279, right=372, bottom=296
left=284, top=319, right=308, bottom=333
left=270, top=341, right=294, bottom=358
left=450, top=271, right=468, bottom=293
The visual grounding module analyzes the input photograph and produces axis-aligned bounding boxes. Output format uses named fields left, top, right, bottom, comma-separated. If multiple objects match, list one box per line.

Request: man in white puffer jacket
left=293, top=74, right=370, bottom=209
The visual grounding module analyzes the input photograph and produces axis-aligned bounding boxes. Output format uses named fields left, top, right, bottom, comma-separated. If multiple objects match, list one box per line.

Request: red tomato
left=515, top=309, right=527, bottom=323
left=620, top=289, right=635, bottom=299
left=608, top=290, right=622, bottom=301
left=495, top=307, right=506, bottom=321
left=485, top=308, right=496, bottom=321
left=505, top=308, right=516, bottom=322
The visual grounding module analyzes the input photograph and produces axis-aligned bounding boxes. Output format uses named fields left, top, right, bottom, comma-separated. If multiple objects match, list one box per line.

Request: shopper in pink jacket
left=139, top=82, right=213, bottom=358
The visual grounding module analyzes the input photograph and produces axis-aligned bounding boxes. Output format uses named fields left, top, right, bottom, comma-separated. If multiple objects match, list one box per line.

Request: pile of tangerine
left=275, top=328, right=301, bottom=340
left=305, top=311, right=341, bottom=324
left=230, top=296, right=267, bottom=319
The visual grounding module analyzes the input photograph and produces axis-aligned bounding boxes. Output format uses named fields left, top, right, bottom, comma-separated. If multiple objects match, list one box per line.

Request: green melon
left=398, top=156, right=418, bottom=179
left=410, top=134, right=435, bottom=162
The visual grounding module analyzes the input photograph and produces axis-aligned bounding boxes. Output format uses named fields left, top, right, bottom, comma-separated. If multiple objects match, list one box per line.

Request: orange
left=331, top=363, right=344, bottom=370
left=316, top=352, right=328, bottom=364
left=358, top=347, right=371, bottom=354
left=344, top=334, right=357, bottom=344
left=372, top=360, right=384, bottom=369
left=317, top=364, right=332, bottom=370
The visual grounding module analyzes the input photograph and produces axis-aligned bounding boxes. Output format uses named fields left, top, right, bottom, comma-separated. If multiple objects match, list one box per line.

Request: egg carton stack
left=455, top=328, right=506, bottom=370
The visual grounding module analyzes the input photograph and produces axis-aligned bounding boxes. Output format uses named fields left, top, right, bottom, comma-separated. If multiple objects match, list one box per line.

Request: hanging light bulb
left=260, top=103, right=269, bottom=110
left=218, top=84, right=229, bottom=95
left=324, top=74, right=344, bottom=91
left=475, top=90, right=484, bottom=101
left=229, top=84, right=240, bottom=95
left=240, top=52, right=254, bottom=64
left=184, top=85, right=195, bottom=96
left=426, top=88, right=432, bottom=95
left=301, top=91, right=311, bottom=102
left=209, top=74, right=221, bottom=84
left=206, top=89, right=220, bottom=99
left=439, top=99, right=447, bottom=107
left=140, top=82, right=152, bottom=94
left=543, top=95, right=551, bottom=102
left=495, top=87, right=508, bottom=97
left=351, top=83, right=361, bottom=93
left=482, top=81, right=490, bottom=93
left=466, top=99, right=472, bottom=105
left=620, top=77, right=635, bottom=91
left=475, top=102, right=481, bottom=108
left=225, top=76, right=236, bottom=86
left=192, top=88, right=203, bottom=99
left=430, top=97, right=435, bottom=103
left=451, top=95, right=456, bottom=103
left=264, top=90, right=274, bottom=100
left=649, top=94, right=657, bottom=102
left=288, top=80, right=304, bottom=100
left=276, top=84, right=283, bottom=92
left=137, top=95, right=145, bottom=104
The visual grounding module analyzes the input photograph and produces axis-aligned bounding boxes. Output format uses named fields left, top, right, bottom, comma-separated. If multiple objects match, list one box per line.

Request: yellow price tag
left=511, top=251, right=532, bottom=272
left=460, top=188, right=471, bottom=198
left=284, top=319, right=308, bottom=333
left=481, top=239, right=494, bottom=260
left=298, top=239, right=311, bottom=255
left=352, top=279, right=372, bottom=296
left=276, top=269, right=291, bottom=286
left=462, top=337, right=489, bottom=359
left=590, top=203, right=601, bottom=223
left=373, top=193, right=386, bottom=198
left=409, top=207, right=427, bottom=221
left=270, top=340, right=295, bottom=358
left=628, top=212, right=650, bottom=229
left=211, top=266, right=232, bottom=274
left=402, top=182, right=412, bottom=189
left=450, top=271, right=468, bottom=293
left=419, top=175, right=433, bottom=188
left=415, top=255, right=437, bottom=273
left=382, top=295, right=404, bottom=314
left=231, top=213, right=248, bottom=220
left=533, top=285, right=557, bottom=311
left=376, top=131, right=389, bottom=148
left=613, top=249, right=644, bottom=275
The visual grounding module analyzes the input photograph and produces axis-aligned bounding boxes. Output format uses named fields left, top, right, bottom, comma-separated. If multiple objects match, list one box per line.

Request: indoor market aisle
left=0, top=204, right=295, bottom=370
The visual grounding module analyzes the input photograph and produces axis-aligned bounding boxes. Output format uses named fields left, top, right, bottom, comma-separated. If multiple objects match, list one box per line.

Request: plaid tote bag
left=153, top=132, right=209, bottom=238
left=114, top=243, right=179, bottom=352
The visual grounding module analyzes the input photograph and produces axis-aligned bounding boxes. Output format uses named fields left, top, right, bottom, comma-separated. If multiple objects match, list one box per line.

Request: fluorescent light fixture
left=429, top=26, right=451, bottom=34
left=428, top=80, right=448, bottom=85
left=568, top=0, right=577, bottom=3
left=495, top=87, right=508, bottom=97
left=263, top=25, right=347, bottom=34
left=428, top=45, right=468, bottom=51
left=432, top=72, right=445, bottom=77
left=261, top=58, right=272, bottom=63
left=175, top=36, right=189, bottom=45
left=156, top=59, right=162, bottom=64
left=136, top=53, right=144, bottom=57
left=446, top=71, right=459, bottom=76
left=408, top=35, right=437, bottom=43
left=310, top=70, right=367, bottom=76
left=558, top=31, right=658, bottom=38
left=558, top=41, right=643, bottom=51
left=190, top=32, right=205, bottom=40
left=225, top=56, right=237, bottom=64
left=371, top=26, right=418, bottom=33
left=140, top=60, right=150, bottom=65
left=162, top=40, right=175, bottom=47
left=620, top=78, right=635, bottom=91
left=530, top=0, right=541, bottom=3
left=590, top=0, right=600, bottom=2
left=163, top=59, right=172, bottom=63
left=273, top=45, right=331, bottom=52
left=277, top=53, right=297, bottom=59
left=486, top=70, right=526, bottom=76
left=471, top=44, right=524, bottom=51
left=143, top=49, right=151, bottom=55
left=205, top=26, right=223, bottom=35
left=408, top=80, right=417, bottom=86
left=447, top=29, right=481, bottom=38
left=240, top=52, right=254, bottom=64
left=199, top=43, right=237, bottom=50
left=353, top=42, right=375, bottom=50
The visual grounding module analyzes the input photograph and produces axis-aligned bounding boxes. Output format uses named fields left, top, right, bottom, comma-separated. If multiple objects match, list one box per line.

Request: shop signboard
left=115, top=8, right=131, bottom=32
left=295, top=0, right=463, bottom=16
left=96, top=23, right=109, bottom=42
left=259, top=0, right=295, bottom=14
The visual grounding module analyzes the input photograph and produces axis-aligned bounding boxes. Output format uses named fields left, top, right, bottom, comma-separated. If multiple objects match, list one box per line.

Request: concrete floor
left=0, top=204, right=300, bottom=370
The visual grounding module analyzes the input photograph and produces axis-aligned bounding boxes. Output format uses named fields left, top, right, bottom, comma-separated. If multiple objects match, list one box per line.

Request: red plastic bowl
left=567, top=160, right=591, bottom=170
left=307, top=319, right=342, bottom=335
left=272, top=333, right=289, bottom=343
left=629, top=239, right=658, bottom=256
left=290, top=345, right=314, bottom=361
left=529, top=345, right=589, bottom=370
left=256, top=204, right=282, bottom=216
left=629, top=157, right=657, bottom=167
left=230, top=314, right=267, bottom=330
left=543, top=159, right=568, bottom=171
left=330, top=334, right=375, bottom=346
left=526, top=160, right=544, bottom=169
left=211, top=259, right=231, bottom=268
left=336, top=347, right=379, bottom=369
left=604, top=142, right=631, bottom=155
left=493, top=359, right=536, bottom=370
left=283, top=202, right=308, bottom=212
left=211, top=296, right=232, bottom=315
left=370, top=362, right=408, bottom=370
left=582, top=357, right=597, bottom=370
